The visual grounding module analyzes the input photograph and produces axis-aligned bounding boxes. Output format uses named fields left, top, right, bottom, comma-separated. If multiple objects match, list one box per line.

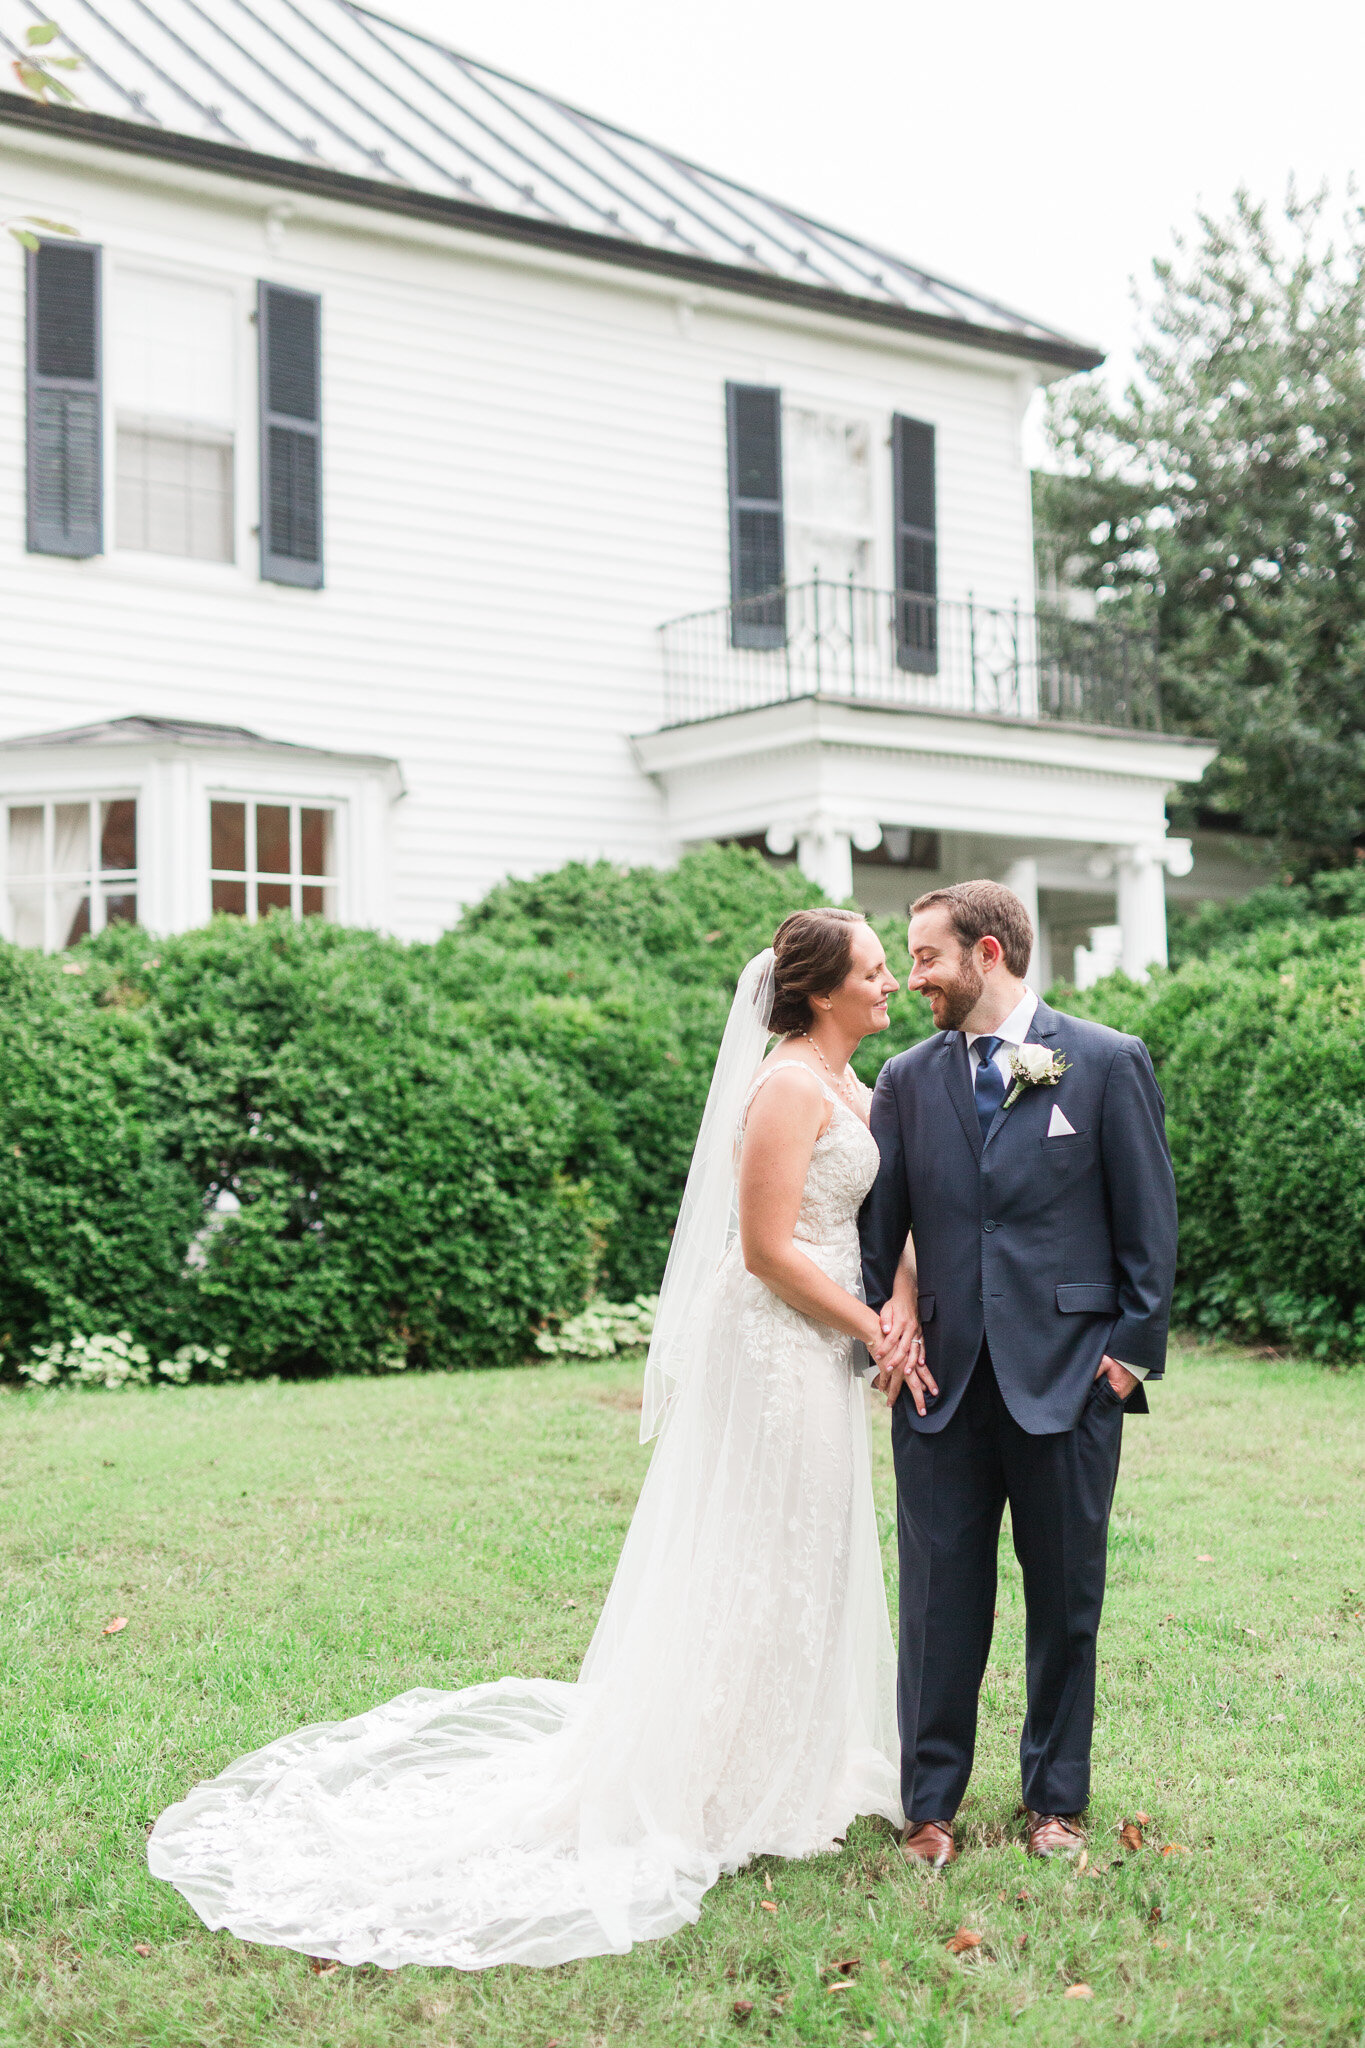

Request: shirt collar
left=965, top=987, right=1038, bottom=1049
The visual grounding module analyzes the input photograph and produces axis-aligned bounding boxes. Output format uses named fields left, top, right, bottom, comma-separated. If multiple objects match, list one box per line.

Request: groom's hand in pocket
left=1096, top=1354, right=1138, bottom=1400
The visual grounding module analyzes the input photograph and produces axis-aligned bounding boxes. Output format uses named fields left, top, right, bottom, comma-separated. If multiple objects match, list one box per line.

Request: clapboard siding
left=0, top=137, right=1038, bottom=937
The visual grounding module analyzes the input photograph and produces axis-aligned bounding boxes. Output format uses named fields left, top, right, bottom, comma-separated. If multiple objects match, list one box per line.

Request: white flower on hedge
left=19, top=1335, right=233, bottom=1389
left=1001, top=1045, right=1071, bottom=1112
left=535, top=1295, right=658, bottom=1361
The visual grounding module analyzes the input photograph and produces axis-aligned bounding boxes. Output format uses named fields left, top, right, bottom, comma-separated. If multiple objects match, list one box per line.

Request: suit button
left=983, top=1220, right=997, bottom=1232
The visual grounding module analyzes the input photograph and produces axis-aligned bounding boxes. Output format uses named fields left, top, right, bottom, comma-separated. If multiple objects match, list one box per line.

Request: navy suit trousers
left=891, top=1340, right=1125, bottom=1822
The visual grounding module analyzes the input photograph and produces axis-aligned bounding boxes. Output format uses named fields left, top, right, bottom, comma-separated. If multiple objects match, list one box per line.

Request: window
left=5, top=797, right=137, bottom=949
left=112, top=271, right=237, bottom=562
left=209, top=800, right=336, bottom=921
left=783, top=406, right=875, bottom=589
left=117, top=420, right=234, bottom=560
left=859, top=828, right=941, bottom=870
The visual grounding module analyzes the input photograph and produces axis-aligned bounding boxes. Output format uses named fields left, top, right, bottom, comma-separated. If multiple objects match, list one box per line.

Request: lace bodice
left=741, top=1060, right=881, bottom=1246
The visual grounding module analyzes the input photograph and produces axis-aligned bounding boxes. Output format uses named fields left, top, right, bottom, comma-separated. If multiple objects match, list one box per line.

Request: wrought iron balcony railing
left=657, top=579, right=1161, bottom=733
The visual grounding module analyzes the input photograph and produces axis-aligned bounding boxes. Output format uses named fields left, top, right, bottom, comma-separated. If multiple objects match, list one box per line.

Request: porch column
left=1115, top=846, right=1168, bottom=980
left=770, top=814, right=880, bottom=904
left=795, top=823, right=853, bottom=903
left=1002, top=856, right=1041, bottom=990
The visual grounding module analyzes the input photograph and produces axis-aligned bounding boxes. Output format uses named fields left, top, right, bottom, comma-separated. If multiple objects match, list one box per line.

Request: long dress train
left=148, top=1066, right=902, bottom=1969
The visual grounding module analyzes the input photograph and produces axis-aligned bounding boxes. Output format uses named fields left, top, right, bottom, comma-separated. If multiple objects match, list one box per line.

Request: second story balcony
left=657, top=579, right=1161, bottom=734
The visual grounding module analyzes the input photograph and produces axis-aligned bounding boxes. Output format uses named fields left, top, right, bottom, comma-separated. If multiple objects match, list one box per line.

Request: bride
left=149, top=907, right=923, bottom=1970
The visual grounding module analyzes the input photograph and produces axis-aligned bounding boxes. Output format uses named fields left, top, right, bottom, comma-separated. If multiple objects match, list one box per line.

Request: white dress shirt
left=963, top=986, right=1145, bottom=1381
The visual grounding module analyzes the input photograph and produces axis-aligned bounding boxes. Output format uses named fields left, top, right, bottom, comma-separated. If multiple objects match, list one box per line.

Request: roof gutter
left=0, top=93, right=1105, bottom=375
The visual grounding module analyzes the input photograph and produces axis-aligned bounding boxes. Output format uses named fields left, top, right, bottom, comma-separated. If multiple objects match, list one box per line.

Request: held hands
left=868, top=1300, right=937, bottom=1418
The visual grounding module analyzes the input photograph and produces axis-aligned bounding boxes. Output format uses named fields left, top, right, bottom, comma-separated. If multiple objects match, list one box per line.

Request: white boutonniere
left=1001, top=1043, right=1070, bottom=1112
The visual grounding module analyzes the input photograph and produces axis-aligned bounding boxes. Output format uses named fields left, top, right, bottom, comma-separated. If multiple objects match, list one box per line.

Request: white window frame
left=207, top=792, right=346, bottom=925
left=780, top=398, right=880, bottom=590
left=102, top=253, right=258, bottom=587
left=0, top=791, right=140, bottom=950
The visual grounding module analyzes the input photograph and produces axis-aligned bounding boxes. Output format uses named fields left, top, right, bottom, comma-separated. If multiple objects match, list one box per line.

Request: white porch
left=633, top=693, right=1217, bottom=984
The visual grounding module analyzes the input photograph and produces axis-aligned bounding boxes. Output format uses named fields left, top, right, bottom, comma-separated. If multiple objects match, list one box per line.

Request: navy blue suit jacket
left=858, top=999, right=1178, bottom=1436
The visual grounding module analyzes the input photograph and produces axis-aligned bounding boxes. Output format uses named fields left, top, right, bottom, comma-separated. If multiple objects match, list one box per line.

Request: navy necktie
left=973, top=1035, right=1006, bottom=1142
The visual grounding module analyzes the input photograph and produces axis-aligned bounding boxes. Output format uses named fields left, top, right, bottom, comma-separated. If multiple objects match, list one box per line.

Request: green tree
left=1036, top=188, right=1365, bottom=872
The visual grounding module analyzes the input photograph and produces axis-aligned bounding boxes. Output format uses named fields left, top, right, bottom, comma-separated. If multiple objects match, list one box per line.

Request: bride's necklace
left=792, top=1031, right=864, bottom=1109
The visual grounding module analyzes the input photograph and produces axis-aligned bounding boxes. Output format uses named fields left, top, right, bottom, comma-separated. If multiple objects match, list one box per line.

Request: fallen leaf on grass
left=825, top=1980, right=853, bottom=1994
left=1161, top=1844, right=1189, bottom=1857
left=1077, top=1849, right=1089, bottom=1873
left=1119, top=1821, right=1144, bottom=1852
left=759, top=1900, right=778, bottom=1914
left=307, top=1957, right=339, bottom=1976
left=1153, top=1938, right=1170, bottom=1950
left=101, top=1617, right=129, bottom=1635
left=732, top=2001, right=753, bottom=2019
left=946, top=1928, right=982, bottom=1954
left=1017, top=1933, right=1028, bottom=1951
left=1015, top=1889, right=1031, bottom=1905
left=763, top=1870, right=773, bottom=1892
left=1149, top=1906, right=1163, bottom=1924
left=823, top=1957, right=861, bottom=1977
left=1196, top=1554, right=1214, bottom=1564
left=132, top=1943, right=151, bottom=1957
left=1064, top=1984, right=1094, bottom=1999
left=1135, top=1810, right=1151, bottom=1825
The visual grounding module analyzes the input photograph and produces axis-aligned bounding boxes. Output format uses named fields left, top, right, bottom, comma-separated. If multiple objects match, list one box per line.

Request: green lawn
left=1, top=1340, right=1362, bottom=2047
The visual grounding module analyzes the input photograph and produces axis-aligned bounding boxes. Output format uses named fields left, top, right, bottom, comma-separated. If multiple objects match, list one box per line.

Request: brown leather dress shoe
left=1025, top=1811, right=1085, bottom=1858
left=900, top=1820, right=957, bottom=1869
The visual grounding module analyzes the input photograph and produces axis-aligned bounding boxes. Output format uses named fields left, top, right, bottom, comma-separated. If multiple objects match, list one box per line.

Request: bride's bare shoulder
left=751, top=1053, right=825, bottom=1096
left=743, top=1057, right=831, bottom=1138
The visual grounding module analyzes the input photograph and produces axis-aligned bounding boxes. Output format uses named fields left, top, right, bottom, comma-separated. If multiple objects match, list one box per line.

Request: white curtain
left=6, top=806, right=45, bottom=946
left=52, top=803, right=92, bottom=948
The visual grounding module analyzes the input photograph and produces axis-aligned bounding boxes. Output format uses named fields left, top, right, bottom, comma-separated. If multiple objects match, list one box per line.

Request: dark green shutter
left=726, top=382, right=785, bottom=649
left=892, top=414, right=936, bottom=673
left=259, top=282, right=323, bottom=587
left=27, top=240, right=102, bottom=558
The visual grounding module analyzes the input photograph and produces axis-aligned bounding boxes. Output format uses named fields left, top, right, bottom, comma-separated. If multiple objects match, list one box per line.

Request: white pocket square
left=1047, top=1104, right=1077, bottom=1137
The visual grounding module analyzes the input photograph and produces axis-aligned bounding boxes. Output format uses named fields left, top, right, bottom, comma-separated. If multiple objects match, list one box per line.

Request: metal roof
left=0, top=0, right=1102, bottom=370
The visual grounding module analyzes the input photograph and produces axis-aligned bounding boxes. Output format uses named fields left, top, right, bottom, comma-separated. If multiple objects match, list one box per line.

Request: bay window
left=5, top=796, right=138, bottom=949
left=209, top=799, right=337, bottom=921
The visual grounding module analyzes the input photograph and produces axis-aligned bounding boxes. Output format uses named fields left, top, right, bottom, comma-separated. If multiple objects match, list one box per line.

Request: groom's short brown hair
left=910, top=880, right=1034, bottom=978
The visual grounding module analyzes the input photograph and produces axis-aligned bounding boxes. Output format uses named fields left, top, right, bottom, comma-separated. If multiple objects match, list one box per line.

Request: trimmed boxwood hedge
left=8, top=838, right=1360, bottom=1373
left=1065, top=910, right=1365, bottom=1360
left=0, top=846, right=927, bottom=1379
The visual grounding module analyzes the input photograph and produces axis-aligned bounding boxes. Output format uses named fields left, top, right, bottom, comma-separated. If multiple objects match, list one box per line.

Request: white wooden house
left=0, top=0, right=1236, bottom=981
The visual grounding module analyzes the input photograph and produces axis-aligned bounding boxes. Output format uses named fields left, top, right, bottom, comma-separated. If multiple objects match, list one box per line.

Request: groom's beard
left=932, top=960, right=985, bottom=1032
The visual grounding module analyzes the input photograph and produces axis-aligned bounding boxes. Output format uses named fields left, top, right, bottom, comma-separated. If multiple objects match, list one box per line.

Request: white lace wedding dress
left=148, top=1063, right=902, bottom=1969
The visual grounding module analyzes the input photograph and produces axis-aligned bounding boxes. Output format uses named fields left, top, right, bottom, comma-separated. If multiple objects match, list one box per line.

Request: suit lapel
left=981, top=998, right=1061, bottom=1156
left=940, top=1030, right=983, bottom=1161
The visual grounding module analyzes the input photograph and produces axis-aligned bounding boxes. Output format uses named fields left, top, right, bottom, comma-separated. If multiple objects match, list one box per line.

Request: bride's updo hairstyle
left=768, top=907, right=867, bottom=1035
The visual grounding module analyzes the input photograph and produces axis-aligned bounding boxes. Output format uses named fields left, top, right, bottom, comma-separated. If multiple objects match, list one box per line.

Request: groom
left=859, top=880, right=1176, bottom=1866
